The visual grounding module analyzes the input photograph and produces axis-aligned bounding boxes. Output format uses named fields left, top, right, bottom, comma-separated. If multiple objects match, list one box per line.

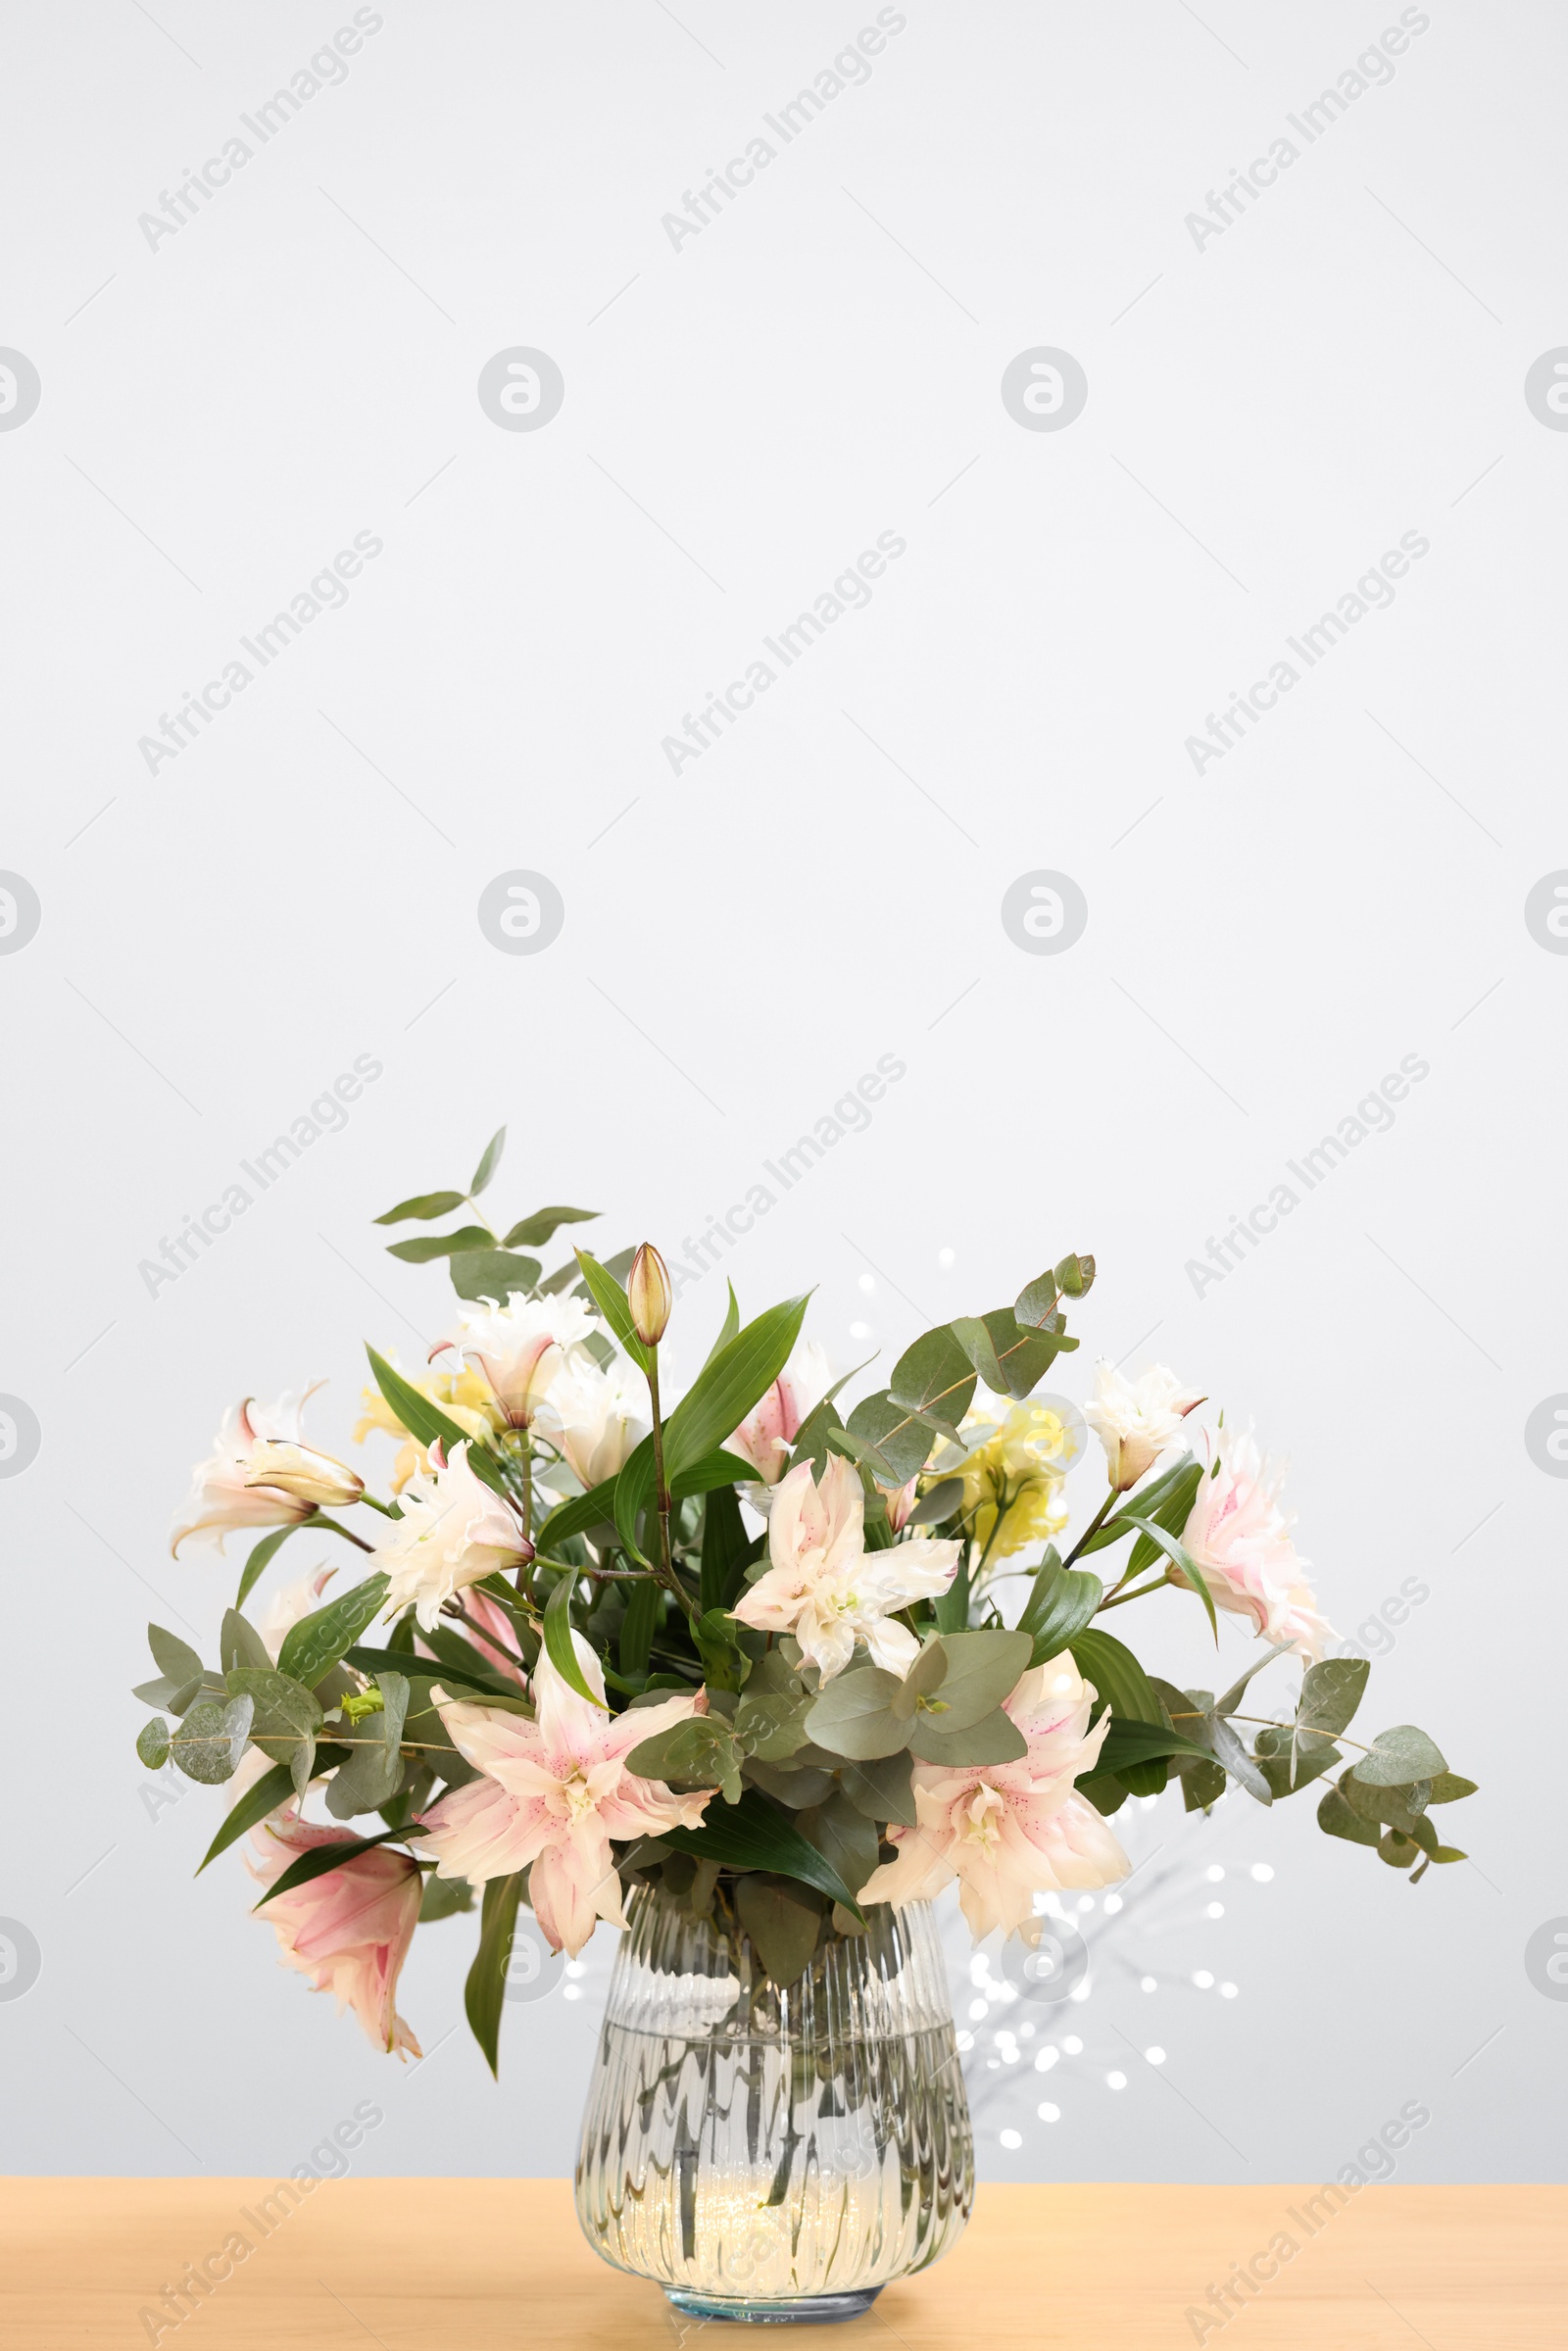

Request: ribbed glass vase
left=573, top=1886, right=974, bottom=2325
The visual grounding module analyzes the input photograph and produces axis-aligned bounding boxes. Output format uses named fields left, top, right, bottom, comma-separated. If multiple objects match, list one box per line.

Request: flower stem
left=645, top=1348, right=697, bottom=1624
left=302, top=1511, right=374, bottom=1553
left=1097, top=1569, right=1172, bottom=1611
left=1061, top=1486, right=1119, bottom=1570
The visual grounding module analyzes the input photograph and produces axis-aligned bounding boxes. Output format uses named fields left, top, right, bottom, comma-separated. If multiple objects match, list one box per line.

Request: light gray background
left=1, top=0, right=1561, bottom=2188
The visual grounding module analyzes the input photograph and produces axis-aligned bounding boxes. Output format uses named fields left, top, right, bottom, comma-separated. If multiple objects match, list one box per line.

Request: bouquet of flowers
left=135, top=1128, right=1474, bottom=2071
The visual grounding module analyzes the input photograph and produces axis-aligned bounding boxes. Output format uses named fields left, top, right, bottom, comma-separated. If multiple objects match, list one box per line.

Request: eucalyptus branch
left=1166, top=1709, right=1374, bottom=1755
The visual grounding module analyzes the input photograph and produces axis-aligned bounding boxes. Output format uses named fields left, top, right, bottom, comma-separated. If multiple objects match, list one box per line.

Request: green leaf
left=419, top=1873, right=476, bottom=1921
left=932, top=1545, right=969, bottom=1636
left=1343, top=1773, right=1432, bottom=1836
left=385, top=1224, right=497, bottom=1263
left=795, top=1792, right=879, bottom=1903
left=699, top=1483, right=748, bottom=1615
left=1118, top=1511, right=1217, bottom=1639
left=253, top=1823, right=425, bottom=1910
left=1176, top=1754, right=1227, bottom=1812
left=1080, top=1453, right=1198, bottom=1555
left=196, top=1752, right=348, bottom=1872
left=906, top=1706, right=1027, bottom=1765
left=734, top=1666, right=814, bottom=1762
left=344, top=1643, right=511, bottom=1706
left=835, top=1392, right=933, bottom=1489
left=1092, top=1718, right=1216, bottom=1776
left=1077, top=1772, right=1130, bottom=1816
left=663, top=1788, right=863, bottom=1918
left=277, top=1573, right=390, bottom=1688
left=468, top=1127, right=506, bottom=1198
left=136, top=1717, right=171, bottom=1769
left=1253, top=1722, right=1341, bottom=1800
left=1019, top=1557, right=1102, bottom=1660
left=503, top=1205, right=598, bottom=1249
left=1067, top=1628, right=1164, bottom=1727
left=1317, top=1783, right=1383, bottom=1847
left=173, top=1695, right=255, bottom=1785
left=662, top=1295, right=811, bottom=1485
left=1298, top=1658, right=1370, bottom=1739
left=225, top=1666, right=323, bottom=1797
left=922, top=1630, right=1032, bottom=1730
left=735, top=1876, right=823, bottom=1987
left=365, top=1347, right=509, bottom=1496
left=449, top=1249, right=542, bottom=1303
left=543, top=1566, right=605, bottom=1709
left=220, top=1608, right=272, bottom=1677
left=326, top=1674, right=411, bottom=1817
left=704, top=1281, right=741, bottom=1368
left=625, top=1717, right=741, bottom=1804
left=1012, top=1270, right=1060, bottom=1329
left=131, top=1671, right=206, bottom=1714
left=611, top=1438, right=656, bottom=1567
left=804, top=1665, right=907, bottom=1760
left=148, top=1624, right=203, bottom=1690
left=887, top=1325, right=977, bottom=1432
left=694, top=1607, right=750, bottom=1694
left=573, top=1248, right=651, bottom=1374
left=618, top=1577, right=661, bottom=1679
left=1212, top=1640, right=1298, bottom=1719
left=1054, top=1252, right=1096, bottom=1298
left=1427, top=1774, right=1478, bottom=1804
left=374, top=1190, right=467, bottom=1225
left=464, top=1870, right=521, bottom=2077
left=906, top=1476, right=963, bottom=1529
left=1184, top=1707, right=1272, bottom=1805
left=1352, top=1725, right=1447, bottom=1788
left=951, top=1309, right=1070, bottom=1400
left=837, top=1749, right=918, bottom=1829
left=236, top=1525, right=299, bottom=1609
left=1123, top=1463, right=1202, bottom=1579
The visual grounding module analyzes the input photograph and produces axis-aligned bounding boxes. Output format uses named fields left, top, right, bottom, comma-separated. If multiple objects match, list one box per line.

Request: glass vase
left=573, top=1885, right=974, bottom=2325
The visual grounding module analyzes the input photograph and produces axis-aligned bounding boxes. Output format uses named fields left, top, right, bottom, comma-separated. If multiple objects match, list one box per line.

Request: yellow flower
left=353, top=1362, right=503, bottom=1493
left=954, top=1400, right=1074, bottom=1561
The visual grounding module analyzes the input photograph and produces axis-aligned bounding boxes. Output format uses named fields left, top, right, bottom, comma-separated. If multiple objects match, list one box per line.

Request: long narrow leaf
left=365, top=1347, right=509, bottom=1495
left=252, top=1824, right=425, bottom=1909
left=236, top=1525, right=299, bottom=1609
left=1118, top=1511, right=1218, bottom=1641
left=196, top=1745, right=349, bottom=1872
left=663, top=1788, right=862, bottom=1919
left=465, top=1871, right=521, bottom=2078
left=663, top=1296, right=811, bottom=1485
left=573, top=1249, right=651, bottom=1374
left=542, top=1565, right=605, bottom=1708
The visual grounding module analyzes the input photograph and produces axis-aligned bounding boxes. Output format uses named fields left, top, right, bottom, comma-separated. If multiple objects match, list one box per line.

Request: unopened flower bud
left=627, top=1243, right=672, bottom=1347
left=245, top=1441, right=365, bottom=1509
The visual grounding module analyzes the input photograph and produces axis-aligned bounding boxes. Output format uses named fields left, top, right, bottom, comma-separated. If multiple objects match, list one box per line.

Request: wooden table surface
left=2, top=2179, right=1559, bottom=2347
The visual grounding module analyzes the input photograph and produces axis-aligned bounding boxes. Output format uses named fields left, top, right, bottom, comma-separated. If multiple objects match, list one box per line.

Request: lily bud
left=627, top=1243, right=672, bottom=1347
left=245, top=1440, right=365, bottom=1510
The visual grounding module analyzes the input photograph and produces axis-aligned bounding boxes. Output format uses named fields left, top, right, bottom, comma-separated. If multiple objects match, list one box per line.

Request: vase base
left=662, top=2286, right=883, bottom=2326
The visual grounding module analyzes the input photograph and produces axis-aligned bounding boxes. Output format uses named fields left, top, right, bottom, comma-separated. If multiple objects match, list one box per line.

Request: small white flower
left=434, top=1295, right=600, bottom=1429
left=1083, top=1361, right=1204, bottom=1492
left=369, top=1442, right=531, bottom=1630
left=537, top=1356, right=648, bottom=1492
left=172, top=1386, right=328, bottom=1557
left=730, top=1453, right=959, bottom=1682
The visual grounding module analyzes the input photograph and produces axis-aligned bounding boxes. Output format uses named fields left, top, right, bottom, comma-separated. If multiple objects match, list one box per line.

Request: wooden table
left=3, top=2180, right=1559, bottom=2346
